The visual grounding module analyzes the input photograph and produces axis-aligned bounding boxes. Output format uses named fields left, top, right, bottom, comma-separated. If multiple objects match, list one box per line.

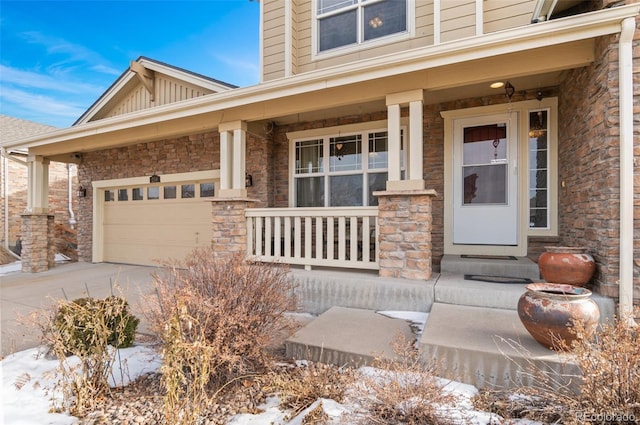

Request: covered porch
left=5, top=5, right=636, bottom=319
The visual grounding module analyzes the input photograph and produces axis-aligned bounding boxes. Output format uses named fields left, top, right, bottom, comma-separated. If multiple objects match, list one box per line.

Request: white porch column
left=218, top=120, right=248, bottom=198
left=219, top=130, right=231, bottom=191
left=26, top=155, right=49, bottom=214
left=385, top=89, right=425, bottom=191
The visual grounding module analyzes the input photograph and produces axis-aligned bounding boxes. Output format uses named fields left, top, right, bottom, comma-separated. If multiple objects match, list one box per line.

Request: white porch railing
left=245, top=207, right=379, bottom=270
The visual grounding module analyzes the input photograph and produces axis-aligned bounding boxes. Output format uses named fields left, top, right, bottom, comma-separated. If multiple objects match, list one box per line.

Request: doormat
left=461, top=255, right=518, bottom=261
left=464, top=274, right=533, bottom=284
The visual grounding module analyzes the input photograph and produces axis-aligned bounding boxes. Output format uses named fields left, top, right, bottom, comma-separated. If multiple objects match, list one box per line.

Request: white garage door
left=103, top=181, right=215, bottom=266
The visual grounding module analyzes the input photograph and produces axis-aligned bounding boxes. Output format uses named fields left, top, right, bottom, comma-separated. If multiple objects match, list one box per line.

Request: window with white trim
left=293, top=128, right=404, bottom=207
left=528, top=109, right=550, bottom=229
left=316, top=0, right=408, bottom=53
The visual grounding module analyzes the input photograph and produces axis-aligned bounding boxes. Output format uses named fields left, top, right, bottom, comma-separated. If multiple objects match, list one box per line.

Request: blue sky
left=0, top=0, right=261, bottom=128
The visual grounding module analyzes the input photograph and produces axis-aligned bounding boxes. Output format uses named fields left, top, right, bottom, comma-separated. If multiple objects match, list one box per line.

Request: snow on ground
left=1, top=316, right=543, bottom=425
left=0, top=261, right=21, bottom=276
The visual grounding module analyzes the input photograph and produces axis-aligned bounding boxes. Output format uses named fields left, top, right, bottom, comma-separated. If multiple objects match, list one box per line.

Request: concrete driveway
left=0, top=262, right=160, bottom=357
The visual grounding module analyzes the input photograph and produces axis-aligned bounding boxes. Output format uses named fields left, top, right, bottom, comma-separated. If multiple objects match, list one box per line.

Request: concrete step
left=440, top=254, right=540, bottom=281
left=284, top=306, right=414, bottom=367
left=419, top=303, right=580, bottom=390
left=434, top=273, right=617, bottom=322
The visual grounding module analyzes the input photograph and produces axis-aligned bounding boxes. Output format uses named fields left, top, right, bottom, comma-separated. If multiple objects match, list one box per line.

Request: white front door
left=452, top=114, right=519, bottom=245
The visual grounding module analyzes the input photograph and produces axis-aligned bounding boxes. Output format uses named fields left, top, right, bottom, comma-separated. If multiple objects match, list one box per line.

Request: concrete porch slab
left=420, top=303, right=580, bottom=390
left=284, top=306, right=414, bottom=367
left=434, top=273, right=617, bottom=323
left=440, top=254, right=540, bottom=281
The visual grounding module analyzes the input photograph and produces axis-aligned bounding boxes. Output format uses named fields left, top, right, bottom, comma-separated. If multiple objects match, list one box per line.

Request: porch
left=285, top=257, right=616, bottom=390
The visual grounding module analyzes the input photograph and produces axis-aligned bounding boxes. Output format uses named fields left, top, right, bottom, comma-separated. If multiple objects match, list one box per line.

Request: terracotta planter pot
left=517, top=283, right=600, bottom=350
left=538, top=246, right=595, bottom=287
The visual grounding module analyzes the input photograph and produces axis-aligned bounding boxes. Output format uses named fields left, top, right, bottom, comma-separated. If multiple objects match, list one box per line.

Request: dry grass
left=263, top=361, right=354, bottom=421
left=356, top=335, right=463, bottom=425
left=474, top=308, right=640, bottom=424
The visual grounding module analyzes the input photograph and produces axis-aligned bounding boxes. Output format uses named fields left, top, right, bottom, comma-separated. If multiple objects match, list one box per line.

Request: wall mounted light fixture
left=245, top=173, right=253, bottom=188
left=77, top=186, right=87, bottom=198
left=149, top=174, right=161, bottom=183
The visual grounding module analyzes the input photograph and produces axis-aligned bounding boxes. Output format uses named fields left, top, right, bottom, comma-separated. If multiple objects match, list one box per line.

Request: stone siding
left=20, top=214, right=55, bottom=272
left=76, top=130, right=268, bottom=262
left=558, top=27, right=640, bottom=300
left=376, top=190, right=436, bottom=280
left=0, top=159, right=76, bottom=252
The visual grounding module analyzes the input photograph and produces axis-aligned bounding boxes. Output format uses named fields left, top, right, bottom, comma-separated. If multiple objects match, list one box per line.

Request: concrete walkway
left=0, top=262, right=159, bottom=357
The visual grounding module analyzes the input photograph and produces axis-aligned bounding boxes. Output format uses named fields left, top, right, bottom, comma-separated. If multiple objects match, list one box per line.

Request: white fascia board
left=74, top=72, right=137, bottom=125
left=139, top=58, right=234, bottom=92
left=5, top=3, right=639, bottom=151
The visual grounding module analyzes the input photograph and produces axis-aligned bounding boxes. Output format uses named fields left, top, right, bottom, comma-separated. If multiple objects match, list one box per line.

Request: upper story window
left=316, top=0, right=408, bottom=53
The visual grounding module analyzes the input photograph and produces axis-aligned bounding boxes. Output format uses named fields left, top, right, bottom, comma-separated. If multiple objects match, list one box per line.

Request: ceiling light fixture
left=490, top=81, right=505, bottom=89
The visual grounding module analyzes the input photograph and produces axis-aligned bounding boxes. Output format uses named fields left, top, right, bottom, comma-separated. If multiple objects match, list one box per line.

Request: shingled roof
left=0, top=115, right=58, bottom=145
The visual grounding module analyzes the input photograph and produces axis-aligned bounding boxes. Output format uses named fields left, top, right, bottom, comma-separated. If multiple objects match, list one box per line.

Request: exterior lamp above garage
left=150, top=174, right=161, bottom=183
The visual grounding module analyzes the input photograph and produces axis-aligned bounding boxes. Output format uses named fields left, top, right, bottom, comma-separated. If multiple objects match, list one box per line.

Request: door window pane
left=463, top=165, right=507, bottom=205
left=118, top=189, right=128, bottom=201
left=132, top=188, right=143, bottom=201
left=363, top=0, right=407, bottom=42
left=330, top=174, right=363, bottom=206
left=164, top=186, right=177, bottom=199
left=147, top=187, right=159, bottom=200
left=296, top=177, right=324, bottom=207
left=463, top=124, right=507, bottom=165
left=529, top=110, right=549, bottom=228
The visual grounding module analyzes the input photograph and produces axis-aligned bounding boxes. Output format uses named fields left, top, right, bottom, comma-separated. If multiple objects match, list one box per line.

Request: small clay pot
left=517, top=282, right=600, bottom=350
left=538, top=246, right=595, bottom=287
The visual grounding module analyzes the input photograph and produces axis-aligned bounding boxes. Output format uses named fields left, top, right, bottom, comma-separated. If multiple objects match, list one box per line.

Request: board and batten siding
left=261, top=0, right=540, bottom=82
left=104, top=73, right=214, bottom=118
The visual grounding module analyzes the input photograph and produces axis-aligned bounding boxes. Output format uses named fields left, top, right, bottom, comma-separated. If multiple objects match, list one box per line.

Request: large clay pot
left=517, top=282, right=600, bottom=350
left=538, top=246, right=595, bottom=287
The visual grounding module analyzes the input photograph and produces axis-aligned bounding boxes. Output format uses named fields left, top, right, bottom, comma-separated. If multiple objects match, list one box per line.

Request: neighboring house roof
left=74, top=56, right=238, bottom=125
left=0, top=115, right=58, bottom=149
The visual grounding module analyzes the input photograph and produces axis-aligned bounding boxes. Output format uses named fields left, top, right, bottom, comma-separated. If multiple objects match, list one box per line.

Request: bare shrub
left=39, top=295, right=137, bottom=416
left=145, top=248, right=298, bottom=424
left=264, top=361, right=354, bottom=420
left=356, top=335, right=462, bottom=425
left=474, top=308, right=640, bottom=424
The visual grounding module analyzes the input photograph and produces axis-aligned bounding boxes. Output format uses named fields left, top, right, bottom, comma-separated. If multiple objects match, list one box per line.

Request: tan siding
left=296, top=0, right=433, bottom=74
left=440, top=0, right=476, bottom=42
left=262, top=0, right=286, bottom=81
left=484, top=0, right=537, bottom=33
left=104, top=74, right=212, bottom=118
left=291, top=0, right=299, bottom=74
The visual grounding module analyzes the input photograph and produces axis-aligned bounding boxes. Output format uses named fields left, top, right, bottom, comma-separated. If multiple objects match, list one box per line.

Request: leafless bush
left=356, top=335, right=462, bottom=425
left=474, top=308, right=640, bottom=424
left=145, top=248, right=298, bottom=424
left=38, top=295, right=136, bottom=416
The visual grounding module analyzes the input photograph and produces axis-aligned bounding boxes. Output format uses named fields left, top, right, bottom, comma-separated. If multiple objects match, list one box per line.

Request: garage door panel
left=103, top=190, right=213, bottom=266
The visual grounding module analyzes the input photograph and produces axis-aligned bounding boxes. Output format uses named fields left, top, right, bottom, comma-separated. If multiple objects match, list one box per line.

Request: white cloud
left=0, top=65, right=104, bottom=95
left=0, top=86, right=87, bottom=127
